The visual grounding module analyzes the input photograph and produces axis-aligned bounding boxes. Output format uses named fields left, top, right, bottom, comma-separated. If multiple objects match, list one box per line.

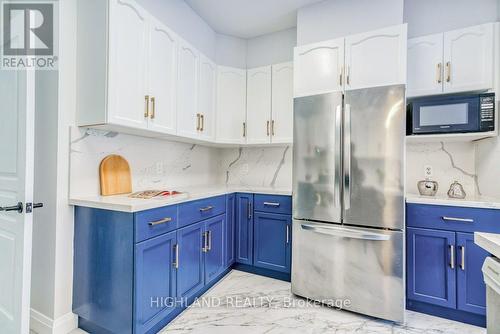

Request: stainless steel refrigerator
left=291, top=85, right=406, bottom=323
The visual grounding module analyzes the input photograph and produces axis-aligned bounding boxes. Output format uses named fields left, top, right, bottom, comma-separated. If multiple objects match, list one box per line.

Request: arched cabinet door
left=107, top=0, right=150, bottom=129
left=271, top=62, right=294, bottom=144
left=443, top=23, right=494, bottom=93
left=177, top=40, right=200, bottom=139
left=345, top=24, right=407, bottom=90
left=246, top=66, right=272, bottom=144
left=198, top=55, right=216, bottom=140
left=294, top=38, right=344, bottom=97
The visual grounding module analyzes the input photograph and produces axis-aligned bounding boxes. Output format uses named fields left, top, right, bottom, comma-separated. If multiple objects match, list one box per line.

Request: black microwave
left=407, top=93, right=495, bottom=135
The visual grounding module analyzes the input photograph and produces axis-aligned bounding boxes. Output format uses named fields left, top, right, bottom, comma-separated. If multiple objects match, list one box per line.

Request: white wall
left=137, top=0, right=217, bottom=59
left=297, top=0, right=404, bottom=45
left=404, top=0, right=499, bottom=38
left=246, top=28, right=296, bottom=68
left=215, top=34, right=247, bottom=68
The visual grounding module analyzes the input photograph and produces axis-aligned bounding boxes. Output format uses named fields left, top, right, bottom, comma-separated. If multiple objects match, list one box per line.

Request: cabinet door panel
left=457, top=232, right=489, bottom=315
left=198, top=55, right=216, bottom=140
left=204, top=215, right=225, bottom=284
left=225, top=194, right=236, bottom=267
left=216, top=67, right=247, bottom=144
left=148, top=17, right=177, bottom=134
left=108, top=0, right=149, bottom=128
left=253, top=212, right=291, bottom=273
left=176, top=222, right=204, bottom=300
left=294, top=38, right=344, bottom=97
left=407, top=33, right=443, bottom=97
left=345, top=24, right=407, bottom=90
left=177, top=40, right=199, bottom=138
left=271, top=62, right=294, bottom=144
left=247, top=66, right=272, bottom=144
left=407, top=227, right=456, bottom=308
left=135, top=231, right=176, bottom=334
left=235, top=194, right=253, bottom=265
left=444, top=23, right=494, bottom=93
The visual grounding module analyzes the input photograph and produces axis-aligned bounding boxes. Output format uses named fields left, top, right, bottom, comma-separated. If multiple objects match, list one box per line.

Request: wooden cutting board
left=99, top=155, right=132, bottom=196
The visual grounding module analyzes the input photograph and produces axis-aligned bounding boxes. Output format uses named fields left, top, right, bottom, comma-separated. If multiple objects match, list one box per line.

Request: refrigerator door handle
left=343, top=103, right=351, bottom=210
left=300, top=223, right=390, bottom=241
left=334, top=104, right=342, bottom=208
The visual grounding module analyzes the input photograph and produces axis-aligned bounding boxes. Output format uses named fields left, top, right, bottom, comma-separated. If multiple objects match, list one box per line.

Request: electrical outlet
left=241, top=163, right=249, bottom=175
left=424, top=165, right=433, bottom=178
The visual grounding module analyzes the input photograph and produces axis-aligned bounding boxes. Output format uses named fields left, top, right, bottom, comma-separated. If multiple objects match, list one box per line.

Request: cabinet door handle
left=339, top=65, right=344, bottom=86
left=286, top=225, right=290, bottom=244
left=442, top=216, right=474, bottom=223
left=263, top=202, right=280, bottom=207
left=199, top=205, right=214, bottom=212
left=346, top=66, right=350, bottom=86
left=202, top=231, right=208, bottom=252
left=200, top=114, right=204, bottom=132
left=148, top=217, right=172, bottom=226
left=207, top=230, right=212, bottom=251
left=150, top=96, right=155, bottom=119
left=196, top=114, right=201, bottom=131
left=266, top=120, right=270, bottom=136
left=173, top=244, right=179, bottom=269
left=271, top=120, right=275, bottom=136
left=436, top=63, right=442, bottom=83
left=459, top=245, right=465, bottom=271
left=144, top=95, right=150, bottom=118
left=446, top=61, right=451, bottom=82
left=450, top=245, right=455, bottom=269
left=247, top=202, right=252, bottom=219
left=243, top=122, right=246, bottom=137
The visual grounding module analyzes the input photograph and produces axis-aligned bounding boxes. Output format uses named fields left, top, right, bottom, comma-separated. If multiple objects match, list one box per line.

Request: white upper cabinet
left=176, top=39, right=199, bottom=139
left=107, top=0, right=149, bottom=129
left=216, top=66, right=247, bottom=144
left=407, top=33, right=444, bottom=97
left=345, top=24, right=407, bottom=90
left=198, top=55, right=216, bottom=140
left=246, top=66, right=272, bottom=144
left=147, top=16, right=177, bottom=135
left=271, top=62, right=294, bottom=144
left=294, top=38, right=344, bottom=97
left=443, top=23, right=494, bottom=93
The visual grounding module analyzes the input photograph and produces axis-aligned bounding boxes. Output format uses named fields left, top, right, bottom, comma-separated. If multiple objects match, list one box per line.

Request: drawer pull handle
left=199, top=206, right=214, bottom=212
left=173, top=244, right=179, bottom=269
left=450, top=245, right=455, bottom=269
left=148, top=217, right=173, bottom=226
left=442, top=216, right=474, bottom=223
left=263, top=202, right=280, bottom=207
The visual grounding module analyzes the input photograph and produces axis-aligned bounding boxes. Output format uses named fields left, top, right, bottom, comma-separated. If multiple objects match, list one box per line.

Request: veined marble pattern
left=161, top=270, right=485, bottom=334
left=475, top=135, right=500, bottom=198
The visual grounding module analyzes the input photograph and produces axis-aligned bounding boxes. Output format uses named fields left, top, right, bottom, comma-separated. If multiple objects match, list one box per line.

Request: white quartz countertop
left=69, top=186, right=292, bottom=213
left=475, top=232, right=500, bottom=258
left=406, top=194, right=500, bottom=210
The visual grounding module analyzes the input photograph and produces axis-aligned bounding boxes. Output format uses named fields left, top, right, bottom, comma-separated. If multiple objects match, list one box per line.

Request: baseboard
left=31, top=309, right=78, bottom=334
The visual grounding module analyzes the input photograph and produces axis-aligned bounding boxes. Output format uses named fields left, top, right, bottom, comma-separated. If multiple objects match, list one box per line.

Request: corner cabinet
left=407, top=23, right=495, bottom=97
left=271, top=62, right=294, bottom=144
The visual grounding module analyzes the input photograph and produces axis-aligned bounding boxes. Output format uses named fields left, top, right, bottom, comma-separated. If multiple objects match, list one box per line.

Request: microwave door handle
left=301, top=223, right=390, bottom=241
left=343, top=103, right=351, bottom=210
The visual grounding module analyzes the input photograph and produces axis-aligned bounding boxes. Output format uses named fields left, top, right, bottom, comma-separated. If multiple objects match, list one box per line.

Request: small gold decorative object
left=447, top=181, right=466, bottom=199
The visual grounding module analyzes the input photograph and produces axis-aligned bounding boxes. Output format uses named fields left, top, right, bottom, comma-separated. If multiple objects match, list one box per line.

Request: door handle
left=267, top=120, right=270, bottom=136
left=202, top=231, right=208, bottom=252
left=271, top=120, right=275, bottom=136
left=196, top=113, right=201, bottom=131
left=150, top=96, right=156, bottom=119
left=436, top=63, right=442, bottom=83
left=459, top=245, right=465, bottom=271
left=207, top=230, right=212, bottom=251
left=446, top=61, right=451, bottom=82
left=173, top=244, right=179, bottom=269
left=0, top=202, right=23, bottom=213
left=334, top=105, right=342, bottom=208
left=247, top=202, right=252, bottom=219
left=346, top=65, right=350, bottom=86
left=144, top=95, right=149, bottom=118
left=286, top=225, right=290, bottom=244
left=200, top=114, right=204, bottom=132
left=243, top=122, right=246, bottom=137
left=343, top=104, right=351, bottom=210
left=450, top=245, right=455, bottom=269
left=300, top=223, right=390, bottom=241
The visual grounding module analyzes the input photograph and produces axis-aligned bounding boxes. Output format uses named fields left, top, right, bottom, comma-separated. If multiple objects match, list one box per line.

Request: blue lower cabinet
left=407, top=227, right=457, bottom=308
left=225, top=194, right=235, bottom=266
left=457, top=232, right=489, bottom=315
left=253, top=212, right=291, bottom=273
left=236, top=193, right=254, bottom=265
left=134, top=231, right=177, bottom=334
left=204, top=215, right=225, bottom=284
left=176, top=221, right=205, bottom=301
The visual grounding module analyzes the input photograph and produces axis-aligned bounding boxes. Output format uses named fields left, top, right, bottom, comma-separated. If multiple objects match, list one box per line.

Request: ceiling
left=184, top=0, right=324, bottom=39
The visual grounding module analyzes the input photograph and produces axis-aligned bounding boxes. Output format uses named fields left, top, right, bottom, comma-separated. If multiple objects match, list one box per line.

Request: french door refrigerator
left=291, top=85, right=406, bottom=323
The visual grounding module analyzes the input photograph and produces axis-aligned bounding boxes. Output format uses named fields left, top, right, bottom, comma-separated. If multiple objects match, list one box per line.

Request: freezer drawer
left=291, top=220, right=405, bottom=323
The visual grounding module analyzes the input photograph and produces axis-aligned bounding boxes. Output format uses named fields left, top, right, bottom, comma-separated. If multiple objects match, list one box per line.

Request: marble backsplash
left=476, top=135, right=500, bottom=198
left=69, top=127, right=293, bottom=198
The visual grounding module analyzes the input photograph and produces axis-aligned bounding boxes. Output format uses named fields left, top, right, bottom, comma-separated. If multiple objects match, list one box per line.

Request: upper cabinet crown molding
left=408, top=22, right=496, bottom=98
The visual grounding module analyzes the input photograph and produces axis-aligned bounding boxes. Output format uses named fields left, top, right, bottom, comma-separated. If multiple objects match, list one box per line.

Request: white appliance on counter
left=291, top=85, right=406, bottom=323
left=483, top=256, right=500, bottom=333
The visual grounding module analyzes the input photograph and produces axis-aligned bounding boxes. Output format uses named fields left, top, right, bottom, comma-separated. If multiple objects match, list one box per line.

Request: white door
left=443, top=23, right=494, bottom=93
left=294, top=38, right=344, bottom=97
left=176, top=39, right=200, bottom=139
left=198, top=55, right=216, bottom=140
left=407, top=33, right=444, bottom=97
left=246, top=66, right=272, bottom=144
left=107, top=0, right=149, bottom=128
left=147, top=16, right=177, bottom=135
left=345, top=24, right=407, bottom=90
left=0, top=69, right=35, bottom=334
left=271, top=62, right=294, bottom=144
left=216, top=66, right=247, bottom=144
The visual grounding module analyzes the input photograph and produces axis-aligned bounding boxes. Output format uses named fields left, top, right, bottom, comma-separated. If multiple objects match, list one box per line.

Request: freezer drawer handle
left=442, top=216, right=474, bottom=223
left=300, top=223, right=390, bottom=241
left=263, top=202, right=280, bottom=207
